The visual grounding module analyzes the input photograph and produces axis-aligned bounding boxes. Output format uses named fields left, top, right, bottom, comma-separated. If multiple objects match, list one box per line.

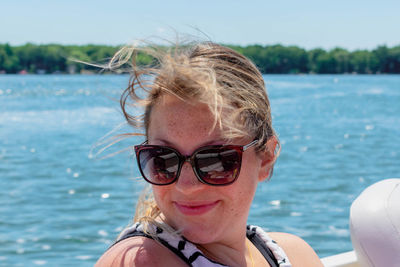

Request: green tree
left=1, top=43, right=400, bottom=74
left=66, top=48, right=92, bottom=73
left=372, top=45, right=389, bottom=73
left=331, top=48, right=350, bottom=73
left=0, top=44, right=20, bottom=73
left=387, top=45, right=400, bottom=73
left=315, top=52, right=336, bottom=73
left=308, top=48, right=326, bottom=73
left=349, top=50, right=379, bottom=74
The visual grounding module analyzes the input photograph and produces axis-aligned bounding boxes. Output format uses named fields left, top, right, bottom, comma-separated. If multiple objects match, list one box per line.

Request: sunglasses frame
left=134, top=140, right=258, bottom=186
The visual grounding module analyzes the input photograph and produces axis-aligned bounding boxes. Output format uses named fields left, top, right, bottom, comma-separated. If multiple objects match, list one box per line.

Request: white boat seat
left=350, top=178, right=400, bottom=267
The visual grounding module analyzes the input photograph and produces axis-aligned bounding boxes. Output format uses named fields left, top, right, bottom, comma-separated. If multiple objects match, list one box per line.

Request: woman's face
left=147, top=95, right=269, bottom=244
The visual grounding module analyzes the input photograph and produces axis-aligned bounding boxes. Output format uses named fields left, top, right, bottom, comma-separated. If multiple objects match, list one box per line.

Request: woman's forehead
left=150, top=97, right=216, bottom=132
left=147, top=96, right=228, bottom=151
left=147, top=94, right=252, bottom=142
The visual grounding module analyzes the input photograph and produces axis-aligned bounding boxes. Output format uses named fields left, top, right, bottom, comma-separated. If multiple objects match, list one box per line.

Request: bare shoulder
left=268, top=232, right=324, bottom=267
left=95, top=236, right=187, bottom=267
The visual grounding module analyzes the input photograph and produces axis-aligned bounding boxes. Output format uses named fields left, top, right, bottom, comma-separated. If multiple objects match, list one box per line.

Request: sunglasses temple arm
left=243, top=140, right=258, bottom=151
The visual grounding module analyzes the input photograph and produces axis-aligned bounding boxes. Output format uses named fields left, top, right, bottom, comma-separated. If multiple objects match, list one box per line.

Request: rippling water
left=1, top=74, right=399, bottom=266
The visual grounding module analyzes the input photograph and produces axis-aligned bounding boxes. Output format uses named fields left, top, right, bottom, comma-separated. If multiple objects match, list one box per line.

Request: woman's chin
left=179, top=226, right=220, bottom=244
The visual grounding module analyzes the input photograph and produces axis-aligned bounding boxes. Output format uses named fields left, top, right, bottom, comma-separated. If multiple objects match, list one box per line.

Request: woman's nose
left=174, top=161, right=205, bottom=194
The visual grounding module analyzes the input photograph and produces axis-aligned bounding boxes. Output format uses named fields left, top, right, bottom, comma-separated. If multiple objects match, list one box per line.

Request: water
left=1, top=74, right=399, bottom=266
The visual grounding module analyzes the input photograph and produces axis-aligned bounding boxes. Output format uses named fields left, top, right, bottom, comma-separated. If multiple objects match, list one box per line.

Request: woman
left=96, top=42, right=323, bottom=266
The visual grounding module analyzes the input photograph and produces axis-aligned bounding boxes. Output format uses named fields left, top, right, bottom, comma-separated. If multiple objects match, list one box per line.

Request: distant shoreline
left=1, top=43, right=399, bottom=74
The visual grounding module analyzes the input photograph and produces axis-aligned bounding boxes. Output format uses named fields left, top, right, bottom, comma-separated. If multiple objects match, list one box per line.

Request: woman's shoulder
left=95, top=236, right=188, bottom=267
left=268, top=232, right=324, bottom=267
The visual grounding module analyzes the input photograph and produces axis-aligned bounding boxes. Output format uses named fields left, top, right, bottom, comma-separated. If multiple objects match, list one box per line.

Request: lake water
left=1, top=74, right=399, bottom=266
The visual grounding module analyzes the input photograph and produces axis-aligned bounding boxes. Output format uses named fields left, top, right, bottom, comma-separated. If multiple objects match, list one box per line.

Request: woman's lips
left=174, top=201, right=220, bottom=216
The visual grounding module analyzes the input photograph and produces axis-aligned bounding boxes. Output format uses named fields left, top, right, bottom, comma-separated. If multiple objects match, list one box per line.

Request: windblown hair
left=109, top=41, right=280, bottom=238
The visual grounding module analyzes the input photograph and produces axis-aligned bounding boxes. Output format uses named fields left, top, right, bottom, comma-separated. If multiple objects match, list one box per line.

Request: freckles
left=230, top=190, right=247, bottom=216
left=165, top=121, right=185, bottom=139
left=167, top=119, right=177, bottom=129
left=166, top=120, right=178, bottom=134
left=232, top=208, right=240, bottom=216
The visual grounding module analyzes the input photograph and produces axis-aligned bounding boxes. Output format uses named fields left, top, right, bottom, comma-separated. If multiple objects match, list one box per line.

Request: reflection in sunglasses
left=135, top=140, right=257, bottom=185
left=207, top=171, right=235, bottom=179
left=198, top=162, right=224, bottom=172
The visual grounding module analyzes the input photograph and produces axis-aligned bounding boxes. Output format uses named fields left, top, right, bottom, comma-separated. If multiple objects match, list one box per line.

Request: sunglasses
left=134, top=140, right=258, bottom=186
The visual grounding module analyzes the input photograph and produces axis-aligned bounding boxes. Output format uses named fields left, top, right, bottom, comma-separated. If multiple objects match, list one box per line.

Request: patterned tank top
left=112, top=222, right=292, bottom=267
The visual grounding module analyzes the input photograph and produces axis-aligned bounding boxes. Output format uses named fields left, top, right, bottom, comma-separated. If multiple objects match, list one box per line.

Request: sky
left=1, top=0, right=399, bottom=51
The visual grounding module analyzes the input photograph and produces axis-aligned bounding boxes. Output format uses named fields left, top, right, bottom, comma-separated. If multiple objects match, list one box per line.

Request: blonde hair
left=110, top=41, right=280, bottom=237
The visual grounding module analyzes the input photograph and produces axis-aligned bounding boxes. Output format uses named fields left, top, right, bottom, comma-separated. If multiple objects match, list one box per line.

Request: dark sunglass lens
left=138, top=147, right=180, bottom=184
left=194, top=147, right=241, bottom=185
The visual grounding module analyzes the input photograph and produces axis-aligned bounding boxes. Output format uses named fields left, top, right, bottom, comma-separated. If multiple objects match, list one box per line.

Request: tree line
left=0, top=43, right=399, bottom=74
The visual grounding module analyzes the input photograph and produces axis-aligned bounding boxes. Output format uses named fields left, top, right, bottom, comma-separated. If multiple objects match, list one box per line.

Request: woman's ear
left=258, top=136, right=278, bottom=182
